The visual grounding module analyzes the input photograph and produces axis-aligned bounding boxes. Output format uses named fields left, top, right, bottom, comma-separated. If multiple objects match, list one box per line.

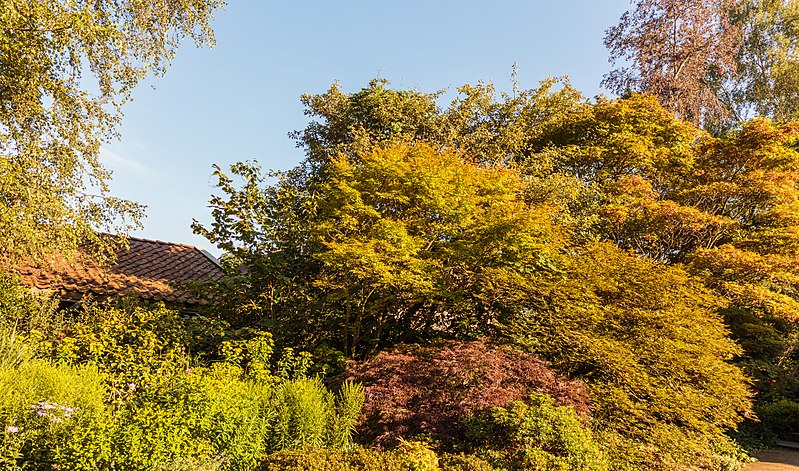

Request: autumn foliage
left=341, top=340, right=589, bottom=448
left=195, top=81, right=771, bottom=470
left=13, top=0, right=799, bottom=469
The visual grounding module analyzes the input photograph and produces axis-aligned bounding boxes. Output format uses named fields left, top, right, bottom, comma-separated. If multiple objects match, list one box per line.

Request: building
left=15, top=236, right=225, bottom=313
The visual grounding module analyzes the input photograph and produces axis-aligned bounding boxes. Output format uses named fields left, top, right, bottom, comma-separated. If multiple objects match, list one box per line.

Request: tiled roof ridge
left=197, top=248, right=223, bottom=268
left=122, top=236, right=223, bottom=269
left=124, top=235, right=206, bottom=251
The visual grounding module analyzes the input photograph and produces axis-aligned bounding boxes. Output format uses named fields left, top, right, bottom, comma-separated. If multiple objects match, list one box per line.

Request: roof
left=16, top=236, right=225, bottom=305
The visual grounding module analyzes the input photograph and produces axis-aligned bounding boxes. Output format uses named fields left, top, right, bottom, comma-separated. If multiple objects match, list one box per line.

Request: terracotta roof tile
left=16, top=236, right=225, bottom=306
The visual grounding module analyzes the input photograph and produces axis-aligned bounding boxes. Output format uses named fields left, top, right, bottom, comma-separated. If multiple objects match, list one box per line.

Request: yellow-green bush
left=463, top=393, right=608, bottom=471
left=96, top=358, right=363, bottom=470
left=0, top=331, right=111, bottom=470
left=53, top=302, right=228, bottom=396
left=0, top=354, right=364, bottom=470
left=0, top=292, right=366, bottom=471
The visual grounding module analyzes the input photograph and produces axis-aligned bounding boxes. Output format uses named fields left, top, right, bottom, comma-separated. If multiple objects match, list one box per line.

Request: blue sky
left=100, top=1, right=632, bottom=256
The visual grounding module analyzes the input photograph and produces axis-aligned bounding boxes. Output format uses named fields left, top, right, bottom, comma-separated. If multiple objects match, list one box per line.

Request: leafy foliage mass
left=342, top=340, right=589, bottom=448
left=189, top=78, right=786, bottom=470
left=258, top=445, right=495, bottom=471
left=195, top=143, right=565, bottom=357
left=463, top=393, right=608, bottom=471
left=8, top=3, right=799, bottom=465
left=0, top=0, right=221, bottom=263
left=0, top=287, right=363, bottom=470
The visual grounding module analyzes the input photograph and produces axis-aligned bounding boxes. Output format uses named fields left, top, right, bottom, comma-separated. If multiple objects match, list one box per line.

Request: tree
left=603, top=0, right=742, bottom=125
left=535, top=93, right=799, bottom=449
left=197, top=141, right=754, bottom=468
left=539, top=95, right=799, bottom=319
left=196, top=80, right=755, bottom=468
left=605, top=0, right=799, bottom=126
left=195, top=77, right=588, bottom=354
left=505, top=243, right=751, bottom=470
left=295, top=77, right=586, bottom=167
left=195, top=144, right=566, bottom=358
left=735, top=0, right=799, bottom=121
left=0, top=0, right=222, bottom=263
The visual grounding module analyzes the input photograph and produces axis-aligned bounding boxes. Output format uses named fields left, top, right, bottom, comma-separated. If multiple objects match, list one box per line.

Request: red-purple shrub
left=341, top=340, right=589, bottom=448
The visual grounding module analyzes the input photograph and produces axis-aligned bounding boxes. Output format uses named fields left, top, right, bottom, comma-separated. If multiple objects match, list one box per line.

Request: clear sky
left=100, top=1, right=632, bottom=256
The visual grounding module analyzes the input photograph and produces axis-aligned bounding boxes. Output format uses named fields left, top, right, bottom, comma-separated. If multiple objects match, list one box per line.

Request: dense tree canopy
left=195, top=79, right=763, bottom=469
left=294, top=77, right=586, bottom=167
left=506, top=243, right=751, bottom=470
left=537, top=95, right=799, bottom=394
left=196, top=144, right=566, bottom=357
left=0, top=0, right=222, bottom=263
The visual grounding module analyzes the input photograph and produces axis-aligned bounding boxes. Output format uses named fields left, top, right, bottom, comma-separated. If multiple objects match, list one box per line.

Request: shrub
left=395, top=439, right=439, bottom=471
left=52, top=302, right=226, bottom=397
left=266, top=377, right=364, bottom=452
left=0, top=274, right=60, bottom=350
left=438, top=453, right=495, bottom=471
left=96, top=367, right=363, bottom=470
left=463, top=393, right=608, bottom=471
left=257, top=447, right=409, bottom=471
left=733, top=399, right=799, bottom=453
left=107, top=365, right=265, bottom=470
left=341, top=340, right=588, bottom=448
left=0, top=331, right=111, bottom=470
left=0, top=297, right=365, bottom=470
left=758, top=399, right=799, bottom=436
left=102, top=363, right=364, bottom=470
left=506, top=244, right=753, bottom=470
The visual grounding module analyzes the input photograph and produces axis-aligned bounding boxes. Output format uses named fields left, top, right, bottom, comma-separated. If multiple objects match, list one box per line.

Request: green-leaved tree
left=0, top=0, right=222, bottom=263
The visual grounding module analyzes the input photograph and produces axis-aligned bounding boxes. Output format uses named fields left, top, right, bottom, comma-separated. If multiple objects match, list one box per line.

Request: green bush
left=53, top=302, right=227, bottom=397
left=736, top=397, right=799, bottom=451
left=759, top=399, right=799, bottom=435
left=15, top=362, right=364, bottom=470
left=0, top=274, right=61, bottom=352
left=107, top=366, right=261, bottom=470
left=438, top=453, right=495, bottom=471
left=0, top=295, right=365, bottom=470
left=0, top=330, right=111, bottom=470
left=463, top=393, right=608, bottom=471
left=266, top=377, right=364, bottom=452
left=105, top=364, right=363, bottom=470
left=259, top=447, right=409, bottom=471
